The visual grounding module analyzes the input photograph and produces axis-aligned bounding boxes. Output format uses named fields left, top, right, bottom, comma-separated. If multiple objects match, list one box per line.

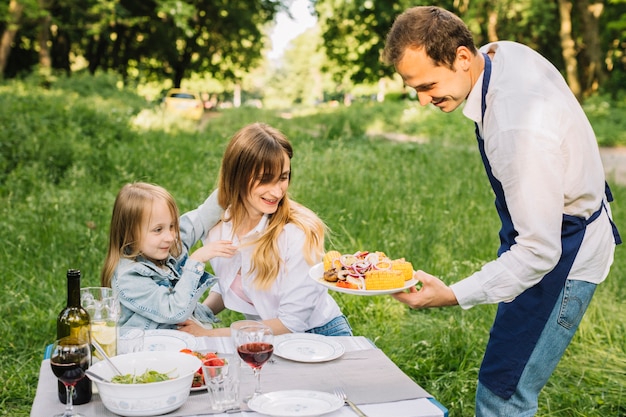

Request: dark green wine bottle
left=56, top=269, right=92, bottom=404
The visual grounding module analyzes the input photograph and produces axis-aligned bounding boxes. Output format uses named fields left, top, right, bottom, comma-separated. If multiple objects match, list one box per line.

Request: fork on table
left=333, top=387, right=368, bottom=417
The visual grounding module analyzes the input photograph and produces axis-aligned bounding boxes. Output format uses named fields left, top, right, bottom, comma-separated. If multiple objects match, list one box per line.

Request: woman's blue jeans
left=475, top=279, right=597, bottom=417
left=306, top=314, right=353, bottom=336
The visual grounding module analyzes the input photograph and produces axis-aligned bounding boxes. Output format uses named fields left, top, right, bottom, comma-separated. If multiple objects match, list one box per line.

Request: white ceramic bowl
left=87, top=351, right=201, bottom=416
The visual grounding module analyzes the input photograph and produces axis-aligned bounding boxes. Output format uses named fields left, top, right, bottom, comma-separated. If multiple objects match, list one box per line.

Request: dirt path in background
left=375, top=132, right=626, bottom=187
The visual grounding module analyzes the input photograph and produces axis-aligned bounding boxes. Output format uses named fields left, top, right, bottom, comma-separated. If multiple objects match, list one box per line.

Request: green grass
left=1, top=76, right=625, bottom=417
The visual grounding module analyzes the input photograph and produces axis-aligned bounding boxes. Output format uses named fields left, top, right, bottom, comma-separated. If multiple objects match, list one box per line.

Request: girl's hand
left=189, top=240, right=237, bottom=263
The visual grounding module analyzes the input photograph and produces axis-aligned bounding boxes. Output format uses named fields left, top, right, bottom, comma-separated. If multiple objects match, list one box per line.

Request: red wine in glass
left=237, top=342, right=274, bottom=369
left=51, top=356, right=90, bottom=385
left=50, top=337, right=91, bottom=417
left=235, top=324, right=273, bottom=397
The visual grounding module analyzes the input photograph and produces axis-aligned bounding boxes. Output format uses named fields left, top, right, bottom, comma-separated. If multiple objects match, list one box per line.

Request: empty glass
left=117, top=328, right=144, bottom=354
left=201, top=353, right=240, bottom=411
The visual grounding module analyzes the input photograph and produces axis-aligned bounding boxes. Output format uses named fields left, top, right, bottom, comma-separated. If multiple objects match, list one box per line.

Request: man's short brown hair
left=382, top=6, right=477, bottom=70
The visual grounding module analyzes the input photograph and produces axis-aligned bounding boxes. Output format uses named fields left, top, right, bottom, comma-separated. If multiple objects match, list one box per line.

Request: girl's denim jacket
left=114, top=190, right=223, bottom=330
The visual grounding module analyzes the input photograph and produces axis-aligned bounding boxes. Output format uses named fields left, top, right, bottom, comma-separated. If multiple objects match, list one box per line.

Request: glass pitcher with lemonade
left=81, top=287, right=119, bottom=359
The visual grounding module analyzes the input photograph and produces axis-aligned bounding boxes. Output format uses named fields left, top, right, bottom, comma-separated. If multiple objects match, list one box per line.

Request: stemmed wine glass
left=50, top=336, right=91, bottom=417
left=235, top=323, right=273, bottom=398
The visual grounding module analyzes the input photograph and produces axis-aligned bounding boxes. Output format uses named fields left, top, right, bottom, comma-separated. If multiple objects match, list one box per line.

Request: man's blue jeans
left=475, top=279, right=597, bottom=417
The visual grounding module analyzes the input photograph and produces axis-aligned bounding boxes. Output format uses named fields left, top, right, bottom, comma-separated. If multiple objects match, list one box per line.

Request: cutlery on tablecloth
left=334, top=387, right=368, bottom=417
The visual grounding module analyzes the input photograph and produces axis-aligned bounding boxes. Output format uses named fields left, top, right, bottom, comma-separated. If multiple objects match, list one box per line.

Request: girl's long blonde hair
left=100, top=182, right=182, bottom=287
left=218, top=123, right=326, bottom=289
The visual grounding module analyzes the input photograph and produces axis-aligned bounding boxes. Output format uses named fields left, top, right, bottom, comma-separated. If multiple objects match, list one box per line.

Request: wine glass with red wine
left=235, top=323, right=273, bottom=398
left=50, top=336, right=91, bottom=417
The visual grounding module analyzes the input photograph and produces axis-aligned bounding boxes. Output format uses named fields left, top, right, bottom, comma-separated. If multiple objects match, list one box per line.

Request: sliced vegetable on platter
left=321, top=250, right=414, bottom=291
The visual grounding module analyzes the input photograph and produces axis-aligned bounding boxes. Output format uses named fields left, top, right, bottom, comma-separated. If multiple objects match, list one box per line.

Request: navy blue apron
left=475, top=53, right=621, bottom=399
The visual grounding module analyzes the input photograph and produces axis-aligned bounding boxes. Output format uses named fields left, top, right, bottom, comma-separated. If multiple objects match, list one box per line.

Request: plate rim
left=309, top=262, right=418, bottom=295
left=143, top=329, right=197, bottom=351
left=274, top=335, right=345, bottom=363
left=247, top=389, right=344, bottom=417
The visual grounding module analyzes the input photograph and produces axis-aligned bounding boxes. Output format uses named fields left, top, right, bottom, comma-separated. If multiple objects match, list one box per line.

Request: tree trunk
left=487, top=9, right=499, bottom=43
left=38, top=13, right=52, bottom=74
left=173, top=68, right=184, bottom=89
left=87, top=35, right=108, bottom=74
left=557, top=0, right=583, bottom=101
left=119, top=26, right=137, bottom=82
left=172, top=37, right=198, bottom=89
left=0, top=0, right=25, bottom=79
left=576, top=0, right=605, bottom=96
left=111, top=23, right=125, bottom=74
left=51, top=29, right=71, bottom=75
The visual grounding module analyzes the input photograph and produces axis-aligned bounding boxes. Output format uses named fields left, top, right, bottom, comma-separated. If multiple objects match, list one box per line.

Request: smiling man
left=382, top=6, right=621, bottom=417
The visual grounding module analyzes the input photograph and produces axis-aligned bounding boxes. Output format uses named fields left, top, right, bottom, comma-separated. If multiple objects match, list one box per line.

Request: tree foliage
left=313, top=0, right=626, bottom=99
left=314, top=0, right=426, bottom=84
left=1, top=0, right=625, bottom=97
left=1, top=0, right=284, bottom=87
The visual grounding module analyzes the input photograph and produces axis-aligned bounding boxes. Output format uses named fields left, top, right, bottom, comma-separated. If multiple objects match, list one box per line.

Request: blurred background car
left=163, top=89, right=204, bottom=120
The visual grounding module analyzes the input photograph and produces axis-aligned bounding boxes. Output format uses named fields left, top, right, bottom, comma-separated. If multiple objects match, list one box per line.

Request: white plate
left=309, top=263, right=418, bottom=295
left=274, top=334, right=345, bottom=363
left=143, top=329, right=197, bottom=351
left=247, top=390, right=344, bottom=417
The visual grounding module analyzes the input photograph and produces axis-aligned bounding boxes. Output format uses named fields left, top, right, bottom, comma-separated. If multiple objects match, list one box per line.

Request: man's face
left=396, top=46, right=473, bottom=113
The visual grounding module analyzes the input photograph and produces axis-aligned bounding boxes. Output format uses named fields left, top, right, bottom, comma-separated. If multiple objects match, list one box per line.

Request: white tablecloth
left=31, top=336, right=447, bottom=417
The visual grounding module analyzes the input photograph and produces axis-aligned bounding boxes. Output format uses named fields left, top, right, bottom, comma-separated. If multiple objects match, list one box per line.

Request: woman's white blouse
left=204, top=215, right=342, bottom=332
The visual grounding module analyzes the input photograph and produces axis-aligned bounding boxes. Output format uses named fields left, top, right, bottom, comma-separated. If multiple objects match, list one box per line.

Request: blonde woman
left=179, top=123, right=352, bottom=337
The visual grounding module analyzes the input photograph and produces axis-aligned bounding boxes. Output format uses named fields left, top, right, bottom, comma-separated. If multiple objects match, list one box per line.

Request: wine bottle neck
left=67, top=271, right=81, bottom=307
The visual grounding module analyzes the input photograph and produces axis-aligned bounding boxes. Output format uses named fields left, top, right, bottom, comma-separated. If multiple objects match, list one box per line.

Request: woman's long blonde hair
left=218, top=123, right=326, bottom=289
left=100, top=182, right=182, bottom=287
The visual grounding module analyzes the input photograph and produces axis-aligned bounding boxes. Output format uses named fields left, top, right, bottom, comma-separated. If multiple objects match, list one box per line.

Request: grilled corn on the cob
left=365, top=270, right=404, bottom=290
left=323, top=251, right=342, bottom=271
left=391, top=260, right=414, bottom=281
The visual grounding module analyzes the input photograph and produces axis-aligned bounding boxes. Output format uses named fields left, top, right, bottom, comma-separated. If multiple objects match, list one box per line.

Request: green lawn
left=1, top=76, right=624, bottom=417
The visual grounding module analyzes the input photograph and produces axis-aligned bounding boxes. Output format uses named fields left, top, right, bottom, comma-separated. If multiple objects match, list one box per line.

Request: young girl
left=178, top=123, right=352, bottom=337
left=101, top=182, right=236, bottom=329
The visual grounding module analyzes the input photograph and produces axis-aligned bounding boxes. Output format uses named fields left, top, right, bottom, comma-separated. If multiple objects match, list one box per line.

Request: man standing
left=383, top=6, right=621, bottom=416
